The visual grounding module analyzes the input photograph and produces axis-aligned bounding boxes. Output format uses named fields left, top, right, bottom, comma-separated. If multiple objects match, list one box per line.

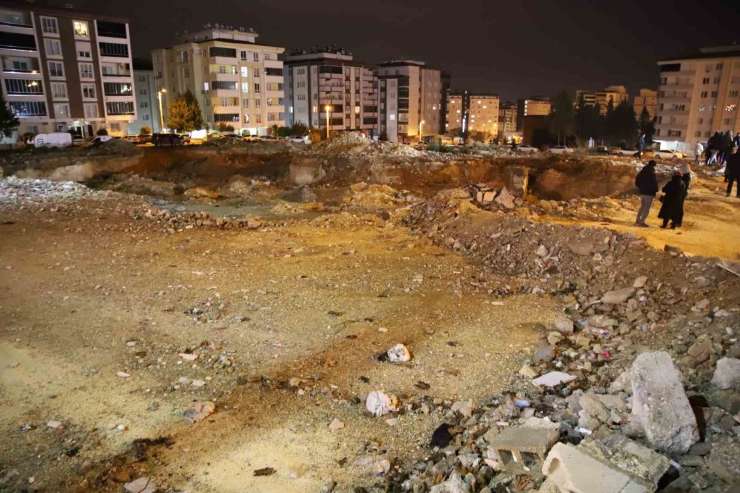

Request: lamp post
left=325, top=105, right=332, bottom=140
left=157, top=89, right=167, bottom=132
left=419, top=120, right=425, bottom=141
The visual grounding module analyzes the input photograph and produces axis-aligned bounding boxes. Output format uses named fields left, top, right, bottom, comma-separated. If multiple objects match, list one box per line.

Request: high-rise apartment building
left=152, top=25, right=284, bottom=135
left=633, top=89, right=657, bottom=120
left=575, top=86, right=629, bottom=114
left=516, top=97, right=551, bottom=130
left=498, top=102, right=517, bottom=136
left=283, top=47, right=378, bottom=136
left=376, top=60, right=444, bottom=142
left=445, top=90, right=498, bottom=137
left=655, top=46, right=740, bottom=152
left=0, top=1, right=136, bottom=137
left=127, top=58, right=159, bottom=135
left=445, top=91, right=465, bottom=130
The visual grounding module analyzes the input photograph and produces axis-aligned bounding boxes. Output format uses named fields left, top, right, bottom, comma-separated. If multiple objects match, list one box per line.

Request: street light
left=157, top=89, right=167, bottom=132
left=419, top=120, right=425, bottom=141
left=325, top=105, right=332, bottom=139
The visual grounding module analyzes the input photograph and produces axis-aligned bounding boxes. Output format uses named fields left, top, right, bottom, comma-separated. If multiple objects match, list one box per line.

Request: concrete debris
left=490, top=424, right=560, bottom=472
left=553, top=317, right=574, bottom=334
left=124, top=477, right=156, bottom=493
left=532, top=371, right=577, bottom=387
left=494, top=187, right=515, bottom=210
left=366, top=391, right=396, bottom=417
left=601, top=288, right=635, bottom=305
left=630, top=351, right=699, bottom=453
left=385, top=343, right=411, bottom=363
left=711, top=357, right=740, bottom=390
left=429, top=471, right=471, bottom=493
left=328, top=418, right=345, bottom=431
left=183, top=401, right=216, bottom=424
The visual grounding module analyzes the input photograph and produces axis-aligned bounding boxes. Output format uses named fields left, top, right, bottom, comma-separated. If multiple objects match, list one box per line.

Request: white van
left=34, top=133, right=72, bottom=148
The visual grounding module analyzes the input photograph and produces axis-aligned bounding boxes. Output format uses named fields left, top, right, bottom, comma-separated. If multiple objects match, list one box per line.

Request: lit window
left=389, top=114, right=395, bottom=121
left=73, top=21, right=89, bottom=37
left=204, top=82, right=209, bottom=91
left=727, top=104, right=737, bottom=112
left=241, top=67, right=248, bottom=77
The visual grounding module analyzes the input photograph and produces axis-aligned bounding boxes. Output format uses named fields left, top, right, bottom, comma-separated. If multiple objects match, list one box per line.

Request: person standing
left=637, top=133, right=646, bottom=158
left=721, top=131, right=733, bottom=165
left=707, top=132, right=720, bottom=165
left=635, top=160, right=659, bottom=227
left=677, top=161, right=692, bottom=227
left=727, top=146, right=740, bottom=198
left=694, top=141, right=704, bottom=165
left=658, top=172, right=686, bottom=229
left=734, top=132, right=740, bottom=149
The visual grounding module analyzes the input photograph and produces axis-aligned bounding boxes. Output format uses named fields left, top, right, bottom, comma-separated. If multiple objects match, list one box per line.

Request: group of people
left=637, top=145, right=740, bottom=229
left=695, top=131, right=740, bottom=165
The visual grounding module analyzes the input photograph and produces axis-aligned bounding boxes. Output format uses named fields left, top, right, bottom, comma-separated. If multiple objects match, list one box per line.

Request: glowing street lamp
left=157, top=89, right=167, bottom=132
left=325, top=105, right=333, bottom=139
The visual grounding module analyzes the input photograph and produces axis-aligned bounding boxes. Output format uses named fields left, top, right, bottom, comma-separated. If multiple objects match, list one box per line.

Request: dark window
left=9, top=101, right=47, bottom=117
left=106, top=101, right=134, bottom=115
left=398, top=100, right=409, bottom=110
left=0, top=32, right=36, bottom=50
left=659, top=63, right=681, bottom=73
left=319, top=66, right=343, bottom=75
left=104, top=82, right=133, bottom=96
left=398, top=87, right=409, bottom=98
left=210, top=47, right=236, bottom=58
left=363, top=105, right=377, bottom=113
left=211, top=81, right=238, bottom=90
left=363, top=117, right=377, bottom=125
left=214, top=113, right=239, bottom=122
left=5, top=79, right=43, bottom=94
left=96, top=21, right=127, bottom=38
left=265, top=68, right=283, bottom=77
left=398, top=77, right=410, bottom=86
left=327, top=104, right=343, bottom=112
left=99, top=42, right=129, bottom=57
left=320, top=116, right=344, bottom=125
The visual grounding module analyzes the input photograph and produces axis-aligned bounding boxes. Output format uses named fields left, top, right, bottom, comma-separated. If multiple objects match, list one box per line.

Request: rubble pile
left=310, top=133, right=423, bottom=159
left=143, top=207, right=264, bottom=233
left=0, top=176, right=111, bottom=207
left=87, top=139, right=143, bottom=157
left=100, top=174, right=178, bottom=197
left=201, top=138, right=297, bottom=154
left=349, top=182, right=418, bottom=206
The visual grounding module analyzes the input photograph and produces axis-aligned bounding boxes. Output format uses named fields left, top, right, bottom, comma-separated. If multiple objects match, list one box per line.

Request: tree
left=139, top=125, right=152, bottom=135
left=216, top=122, right=229, bottom=133
left=468, top=130, right=491, bottom=143
left=548, top=90, right=576, bottom=145
left=606, top=100, right=639, bottom=146
left=96, top=128, right=108, bottom=136
left=167, top=90, right=204, bottom=132
left=638, top=107, right=653, bottom=140
left=309, top=126, right=324, bottom=142
left=291, top=122, right=309, bottom=137
left=0, top=92, right=19, bottom=137
left=445, top=127, right=464, bottom=138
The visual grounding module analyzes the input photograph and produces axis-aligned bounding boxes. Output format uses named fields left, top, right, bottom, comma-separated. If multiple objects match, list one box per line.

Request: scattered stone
left=183, top=401, right=215, bottom=424
left=124, top=478, right=156, bottom=493
left=554, top=317, right=575, bottom=334
left=489, top=424, right=559, bottom=472
left=329, top=418, right=345, bottom=431
left=429, top=471, right=471, bottom=493
left=116, top=371, right=130, bottom=378
left=179, top=353, right=198, bottom=361
left=385, top=344, right=411, bottom=363
left=451, top=400, right=475, bottom=418
left=601, top=288, right=635, bottom=305
left=633, top=276, right=648, bottom=288
left=711, top=357, right=740, bottom=390
left=366, top=391, right=396, bottom=417
left=495, top=188, right=515, bottom=210
left=532, top=371, right=577, bottom=387
left=631, top=351, right=699, bottom=453
left=534, top=345, right=554, bottom=364
left=519, top=364, right=538, bottom=378
left=568, top=241, right=594, bottom=256
left=46, top=421, right=62, bottom=429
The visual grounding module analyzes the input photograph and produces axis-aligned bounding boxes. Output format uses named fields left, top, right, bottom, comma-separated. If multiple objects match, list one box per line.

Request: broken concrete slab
left=579, top=435, right=670, bottom=490
left=429, top=471, right=471, bottom=493
left=631, top=351, right=699, bottom=453
left=601, top=288, right=635, bottom=305
left=579, top=394, right=612, bottom=423
left=567, top=241, right=594, bottom=256
left=710, top=357, right=740, bottom=390
left=542, top=443, right=638, bottom=493
left=553, top=317, right=574, bottom=334
left=495, top=187, right=515, bottom=209
left=124, top=477, right=157, bottom=493
left=489, top=424, right=559, bottom=472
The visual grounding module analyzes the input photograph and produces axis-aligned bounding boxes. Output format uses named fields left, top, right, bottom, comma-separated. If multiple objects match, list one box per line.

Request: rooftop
left=659, top=44, right=740, bottom=62
left=0, top=0, right=129, bottom=23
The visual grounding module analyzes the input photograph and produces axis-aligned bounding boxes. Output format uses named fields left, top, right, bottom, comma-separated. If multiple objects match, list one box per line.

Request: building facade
left=127, top=58, right=159, bottom=135
left=516, top=97, right=551, bottom=130
left=633, top=88, right=657, bottom=120
left=498, top=102, right=517, bottom=140
left=655, top=46, right=740, bottom=152
left=376, top=60, right=444, bottom=142
left=152, top=26, right=284, bottom=136
left=0, top=2, right=136, bottom=137
left=445, top=91, right=465, bottom=131
left=576, top=86, right=630, bottom=114
left=284, top=47, right=378, bottom=136
left=445, top=90, right=498, bottom=138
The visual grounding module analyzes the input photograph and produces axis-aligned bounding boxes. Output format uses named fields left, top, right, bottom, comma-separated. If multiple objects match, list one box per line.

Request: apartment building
left=376, top=59, right=444, bottom=142
left=575, top=86, right=629, bottom=114
left=0, top=1, right=136, bottom=137
left=655, top=45, right=740, bottom=152
left=127, top=58, right=160, bottom=135
left=498, top=102, right=517, bottom=138
left=445, top=91, right=465, bottom=130
left=445, top=90, right=498, bottom=137
left=633, top=89, right=657, bottom=120
left=284, top=47, right=378, bottom=136
left=516, top=97, right=551, bottom=130
left=152, top=25, right=284, bottom=135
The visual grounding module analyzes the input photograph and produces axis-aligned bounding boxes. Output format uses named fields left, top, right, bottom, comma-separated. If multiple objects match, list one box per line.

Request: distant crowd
left=694, top=131, right=740, bottom=165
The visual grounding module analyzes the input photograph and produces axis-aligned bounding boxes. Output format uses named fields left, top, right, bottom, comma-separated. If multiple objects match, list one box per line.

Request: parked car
left=287, top=136, right=308, bottom=144
left=34, top=132, right=72, bottom=148
left=617, top=147, right=638, bottom=157
left=653, top=149, right=684, bottom=161
left=84, top=135, right=114, bottom=147
left=152, top=133, right=184, bottom=146
left=261, top=135, right=277, bottom=141
left=548, top=145, right=574, bottom=155
left=596, top=146, right=610, bottom=154
left=517, top=145, right=538, bottom=154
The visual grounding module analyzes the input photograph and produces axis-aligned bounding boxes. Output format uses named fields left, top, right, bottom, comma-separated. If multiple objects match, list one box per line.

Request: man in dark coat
left=727, top=146, right=740, bottom=198
left=721, top=131, right=733, bottom=165
left=659, top=172, right=686, bottom=229
left=635, top=160, right=659, bottom=227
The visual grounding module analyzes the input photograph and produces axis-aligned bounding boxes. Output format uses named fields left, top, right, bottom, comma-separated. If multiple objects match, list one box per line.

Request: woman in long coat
left=659, top=172, right=686, bottom=229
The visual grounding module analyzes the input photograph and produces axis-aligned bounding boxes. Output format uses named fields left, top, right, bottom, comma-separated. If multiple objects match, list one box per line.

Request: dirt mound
left=349, top=182, right=417, bottom=206
left=87, top=138, right=143, bottom=157
left=100, top=174, right=177, bottom=196
left=310, top=133, right=422, bottom=159
left=201, top=138, right=297, bottom=154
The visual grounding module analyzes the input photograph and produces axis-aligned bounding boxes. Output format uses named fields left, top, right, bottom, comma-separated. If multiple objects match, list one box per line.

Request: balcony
left=0, top=10, right=33, bottom=29
left=1, top=55, right=40, bottom=74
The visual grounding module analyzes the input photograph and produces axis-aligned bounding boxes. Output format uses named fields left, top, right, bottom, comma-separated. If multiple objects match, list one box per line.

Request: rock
left=519, top=364, right=538, bottom=378
left=124, top=478, right=156, bottom=493
left=630, top=351, right=698, bottom=453
left=532, top=371, right=577, bottom=387
left=494, top=187, right=515, bottom=210
left=686, top=337, right=715, bottom=365
left=503, top=166, right=530, bottom=196
left=534, top=345, right=554, bottom=364
left=184, top=187, right=219, bottom=199
left=47, top=421, right=63, bottom=429
left=608, top=370, right=631, bottom=394
left=179, top=353, right=197, bottom=361
left=320, top=480, right=337, bottom=493
left=489, top=424, right=560, bottom=472
left=366, top=391, right=396, bottom=417
left=183, top=401, right=215, bottom=424
left=707, top=440, right=740, bottom=483
left=633, top=276, right=648, bottom=288
left=554, top=317, right=574, bottom=334
left=579, top=394, right=611, bottom=423
left=116, top=371, right=130, bottom=378
left=536, top=245, right=549, bottom=257
left=601, top=288, right=635, bottom=305
left=568, top=241, right=594, bottom=256
left=429, top=471, right=470, bottom=493
left=711, top=357, right=740, bottom=390
left=328, top=418, right=344, bottom=431
left=664, top=244, right=682, bottom=254
left=384, top=344, right=411, bottom=363
left=282, top=185, right=317, bottom=203
left=451, top=400, right=475, bottom=418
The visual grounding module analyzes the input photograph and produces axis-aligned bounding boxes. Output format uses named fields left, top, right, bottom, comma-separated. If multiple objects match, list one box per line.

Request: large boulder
left=630, top=351, right=698, bottom=453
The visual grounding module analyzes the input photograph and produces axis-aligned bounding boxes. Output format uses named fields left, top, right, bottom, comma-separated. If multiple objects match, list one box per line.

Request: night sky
left=34, top=0, right=740, bottom=101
